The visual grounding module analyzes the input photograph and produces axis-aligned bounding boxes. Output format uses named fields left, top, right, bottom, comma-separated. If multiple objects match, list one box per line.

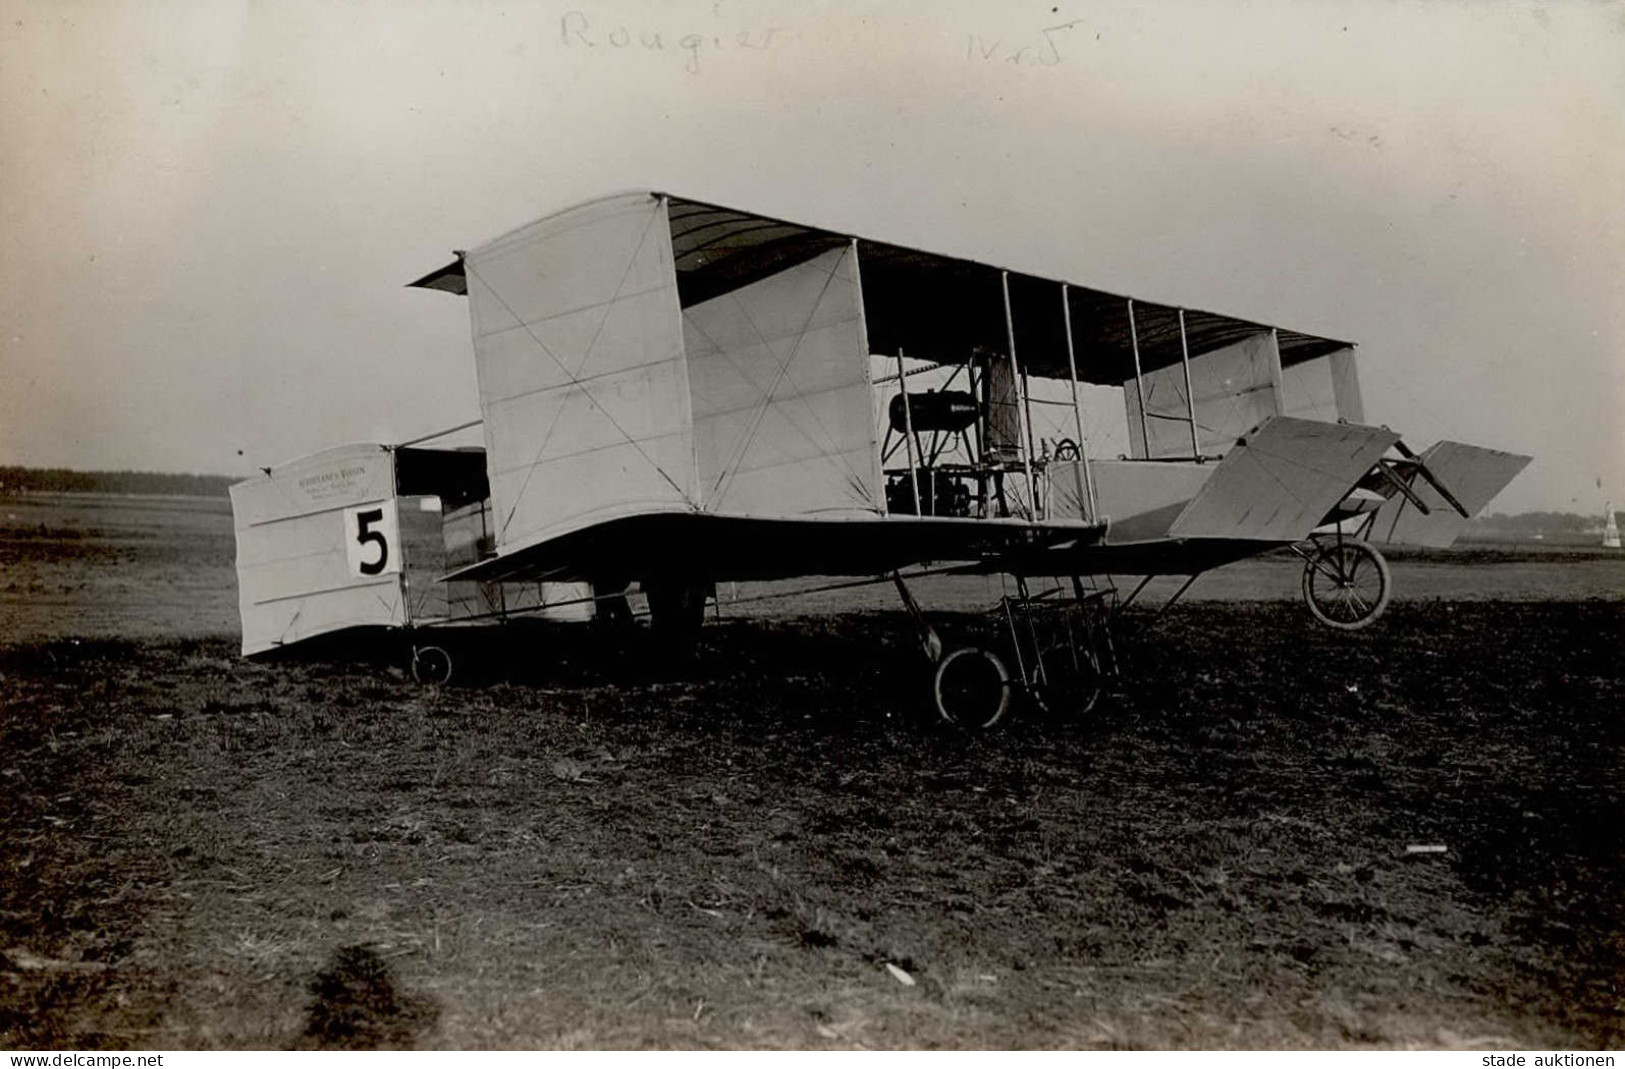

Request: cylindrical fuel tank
left=888, top=390, right=978, bottom=433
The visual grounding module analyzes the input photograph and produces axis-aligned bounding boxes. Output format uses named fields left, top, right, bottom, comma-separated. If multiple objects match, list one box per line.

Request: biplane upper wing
left=1168, top=417, right=1400, bottom=543
left=1368, top=441, right=1532, bottom=548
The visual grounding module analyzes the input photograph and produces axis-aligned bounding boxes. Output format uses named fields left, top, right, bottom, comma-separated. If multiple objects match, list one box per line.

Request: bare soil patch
left=2, top=602, right=1621, bottom=1048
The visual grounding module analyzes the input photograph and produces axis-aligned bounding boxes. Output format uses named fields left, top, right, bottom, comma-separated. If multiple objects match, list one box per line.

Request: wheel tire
left=1031, top=641, right=1104, bottom=717
left=934, top=646, right=1012, bottom=729
left=645, top=579, right=708, bottom=653
left=1302, top=539, right=1391, bottom=631
left=411, top=644, right=453, bottom=685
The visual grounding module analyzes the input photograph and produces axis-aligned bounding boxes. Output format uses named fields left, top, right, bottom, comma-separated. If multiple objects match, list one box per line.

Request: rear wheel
left=934, top=646, right=1012, bottom=729
left=1302, top=539, right=1391, bottom=630
left=411, top=644, right=453, bottom=685
left=1031, top=641, right=1104, bottom=717
left=645, top=579, right=710, bottom=654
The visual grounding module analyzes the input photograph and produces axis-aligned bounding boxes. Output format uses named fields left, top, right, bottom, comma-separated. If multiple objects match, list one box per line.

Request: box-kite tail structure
left=229, top=441, right=596, bottom=683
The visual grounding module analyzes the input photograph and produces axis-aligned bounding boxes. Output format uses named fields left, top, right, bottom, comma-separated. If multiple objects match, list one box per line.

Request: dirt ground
left=1, top=494, right=1622, bottom=1049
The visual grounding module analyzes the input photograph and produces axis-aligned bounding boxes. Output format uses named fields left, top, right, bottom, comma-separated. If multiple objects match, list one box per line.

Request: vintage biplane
left=232, top=190, right=1528, bottom=722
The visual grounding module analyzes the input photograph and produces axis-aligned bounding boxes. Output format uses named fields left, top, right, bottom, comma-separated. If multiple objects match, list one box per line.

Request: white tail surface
left=1369, top=441, right=1532, bottom=548
left=230, top=444, right=405, bottom=656
left=1169, top=417, right=1399, bottom=542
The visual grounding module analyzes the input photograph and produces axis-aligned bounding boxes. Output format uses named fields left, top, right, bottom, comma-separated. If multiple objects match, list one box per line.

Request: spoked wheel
left=934, top=646, right=1012, bottom=729
left=411, top=644, right=453, bottom=685
left=1301, top=539, right=1391, bottom=630
left=1031, top=641, right=1104, bottom=717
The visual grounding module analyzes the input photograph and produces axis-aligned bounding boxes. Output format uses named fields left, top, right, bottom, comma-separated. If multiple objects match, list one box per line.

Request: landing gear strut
left=896, top=571, right=1117, bottom=729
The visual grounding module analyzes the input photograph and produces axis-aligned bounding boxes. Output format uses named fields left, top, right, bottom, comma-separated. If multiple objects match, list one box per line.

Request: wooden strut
left=712, top=563, right=977, bottom=610
left=409, top=585, right=650, bottom=627
left=1152, top=573, right=1200, bottom=621
left=1002, top=272, right=1038, bottom=521
left=1177, top=309, right=1201, bottom=461
left=1127, top=299, right=1151, bottom=458
left=891, top=571, right=943, bottom=663
left=972, top=358, right=989, bottom=518
left=872, top=363, right=944, bottom=385
left=1375, top=460, right=1433, bottom=515
left=1001, top=591, right=1030, bottom=688
left=1060, top=283, right=1098, bottom=522
left=387, top=450, right=414, bottom=631
left=1011, top=575, right=1046, bottom=689
left=1119, top=574, right=1155, bottom=611
left=1393, top=441, right=1472, bottom=518
left=1266, top=329, right=1287, bottom=416
left=392, top=418, right=484, bottom=449
left=896, top=348, right=924, bottom=515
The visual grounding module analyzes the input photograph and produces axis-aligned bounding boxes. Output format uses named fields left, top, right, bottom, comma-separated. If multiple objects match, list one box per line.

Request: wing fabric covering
left=1169, top=417, right=1400, bottom=543
left=682, top=245, right=882, bottom=517
left=1369, top=442, right=1532, bottom=548
left=463, top=193, right=698, bottom=558
left=1048, top=458, right=1213, bottom=543
left=1125, top=332, right=1283, bottom=459
left=230, top=444, right=404, bottom=656
left=1279, top=346, right=1364, bottom=425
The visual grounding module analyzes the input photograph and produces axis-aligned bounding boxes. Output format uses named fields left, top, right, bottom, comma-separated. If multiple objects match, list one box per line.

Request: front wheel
left=934, top=646, right=1012, bottom=729
left=1301, top=539, right=1391, bottom=630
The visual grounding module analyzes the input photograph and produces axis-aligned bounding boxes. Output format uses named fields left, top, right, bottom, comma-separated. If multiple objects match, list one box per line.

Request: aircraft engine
left=888, top=390, right=978, bottom=434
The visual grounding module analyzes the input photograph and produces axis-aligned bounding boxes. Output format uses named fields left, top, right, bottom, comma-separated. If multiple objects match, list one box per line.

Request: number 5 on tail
left=344, top=501, right=401, bottom=577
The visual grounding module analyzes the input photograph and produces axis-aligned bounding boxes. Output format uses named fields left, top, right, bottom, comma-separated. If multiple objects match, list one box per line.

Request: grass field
left=1, top=494, right=1622, bottom=1049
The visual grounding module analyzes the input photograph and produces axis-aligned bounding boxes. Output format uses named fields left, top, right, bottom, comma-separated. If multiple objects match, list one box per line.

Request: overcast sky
left=3, top=0, right=1621, bottom=513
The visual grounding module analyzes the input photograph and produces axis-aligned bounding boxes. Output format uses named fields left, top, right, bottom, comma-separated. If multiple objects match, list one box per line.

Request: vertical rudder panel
left=463, top=193, right=696, bottom=557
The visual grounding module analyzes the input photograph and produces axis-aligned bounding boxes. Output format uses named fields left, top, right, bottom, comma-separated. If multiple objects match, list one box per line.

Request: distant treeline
left=0, top=467, right=235, bottom=497
left=1472, top=511, right=1612, bottom=533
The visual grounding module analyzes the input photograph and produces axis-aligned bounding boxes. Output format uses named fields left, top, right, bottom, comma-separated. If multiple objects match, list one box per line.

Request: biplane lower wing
left=443, top=513, right=1107, bottom=585
left=1168, top=417, right=1400, bottom=542
left=993, top=536, right=1273, bottom=578
left=1368, top=441, right=1532, bottom=548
